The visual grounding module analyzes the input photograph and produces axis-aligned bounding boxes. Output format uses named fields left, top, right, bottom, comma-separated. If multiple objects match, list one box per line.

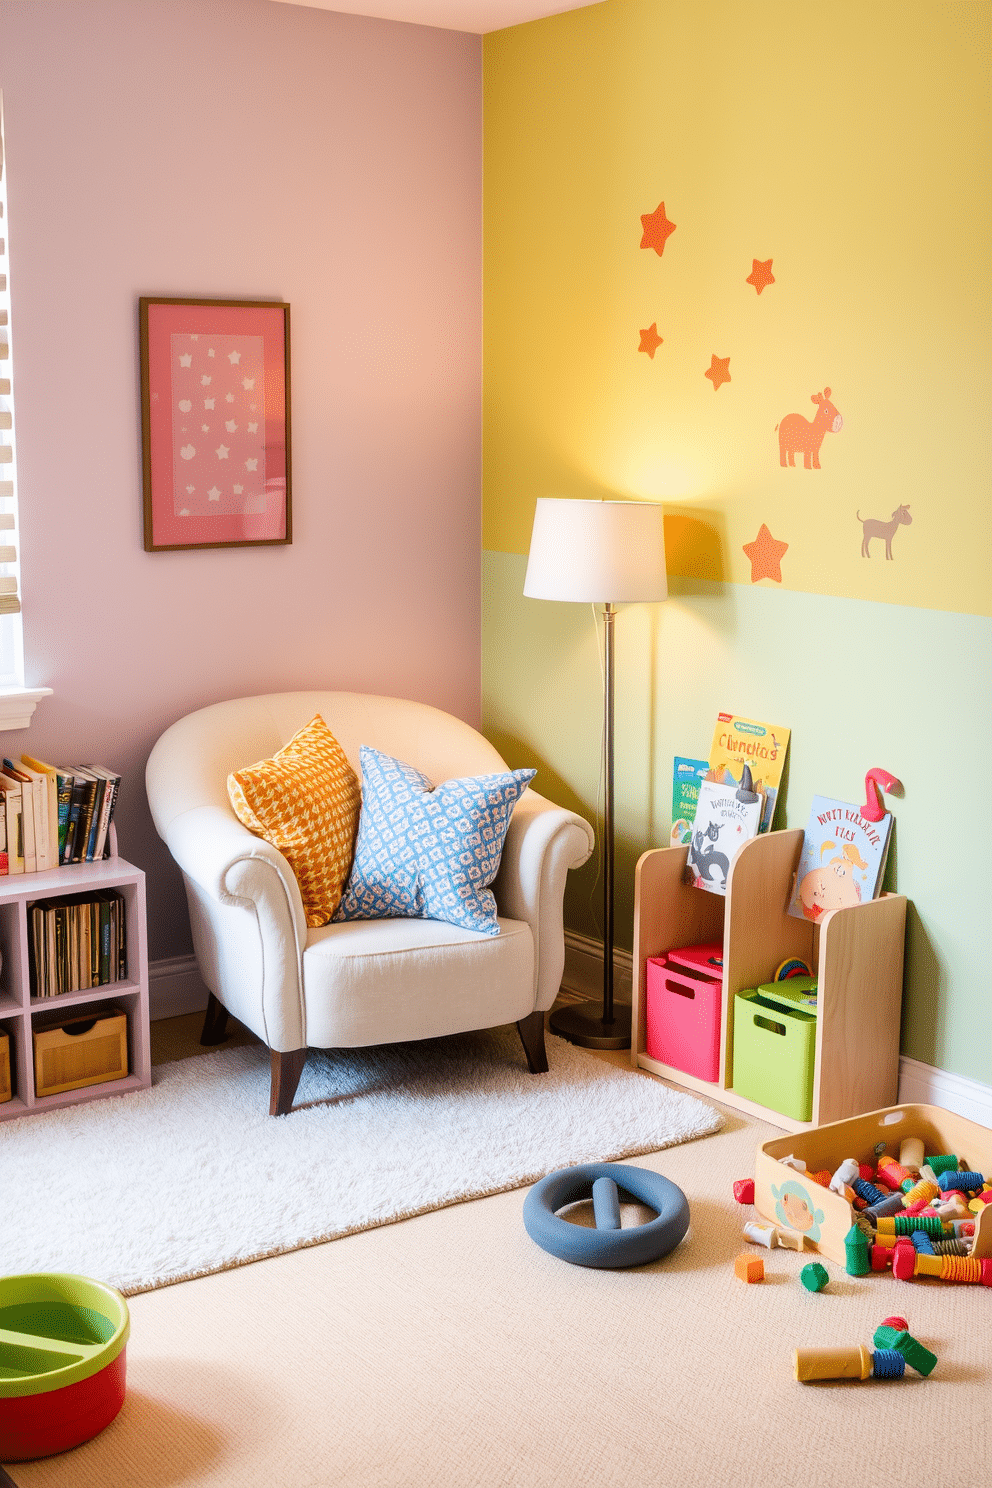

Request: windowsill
left=0, top=686, right=53, bottom=730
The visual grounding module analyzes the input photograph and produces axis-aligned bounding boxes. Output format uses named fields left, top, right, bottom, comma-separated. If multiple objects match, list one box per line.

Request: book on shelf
left=670, top=756, right=709, bottom=848
left=787, top=795, right=893, bottom=922
left=0, top=795, right=7, bottom=876
left=3, top=761, right=39, bottom=872
left=62, top=770, right=90, bottom=864
left=27, top=888, right=127, bottom=999
left=0, top=771, right=25, bottom=874
left=65, top=767, right=101, bottom=865
left=706, top=713, right=790, bottom=835
left=22, top=755, right=72, bottom=866
left=684, top=766, right=764, bottom=896
left=11, top=758, right=54, bottom=872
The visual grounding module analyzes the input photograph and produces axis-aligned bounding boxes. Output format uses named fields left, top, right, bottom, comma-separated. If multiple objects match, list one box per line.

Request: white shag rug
left=1, top=1027, right=722, bottom=1294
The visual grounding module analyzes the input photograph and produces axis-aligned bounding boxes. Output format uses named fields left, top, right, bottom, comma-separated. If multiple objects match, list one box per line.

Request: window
left=0, top=95, right=24, bottom=688
left=0, top=96, right=50, bottom=727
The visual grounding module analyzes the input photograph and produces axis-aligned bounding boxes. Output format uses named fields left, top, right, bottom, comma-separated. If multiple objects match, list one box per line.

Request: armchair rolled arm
left=161, top=805, right=309, bottom=1050
left=493, top=789, right=595, bottom=1012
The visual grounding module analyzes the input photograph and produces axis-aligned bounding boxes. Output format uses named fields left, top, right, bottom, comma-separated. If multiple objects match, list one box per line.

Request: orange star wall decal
left=638, top=322, right=663, bottom=358
left=743, top=523, right=789, bottom=583
left=705, top=354, right=731, bottom=391
left=746, top=258, right=775, bottom=295
left=640, top=202, right=677, bottom=256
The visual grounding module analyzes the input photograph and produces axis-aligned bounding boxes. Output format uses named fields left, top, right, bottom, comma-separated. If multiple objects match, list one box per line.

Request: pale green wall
left=483, top=552, right=992, bottom=1081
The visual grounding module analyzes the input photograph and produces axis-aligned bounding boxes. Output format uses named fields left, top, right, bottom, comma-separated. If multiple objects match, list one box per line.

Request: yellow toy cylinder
left=794, top=1345, right=872, bottom=1382
left=899, top=1137, right=925, bottom=1170
left=915, top=1254, right=942, bottom=1276
left=902, top=1178, right=939, bottom=1208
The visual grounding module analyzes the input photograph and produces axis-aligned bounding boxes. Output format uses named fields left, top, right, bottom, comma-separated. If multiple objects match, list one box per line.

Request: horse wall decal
left=777, top=388, right=843, bottom=469
left=858, top=504, right=912, bottom=559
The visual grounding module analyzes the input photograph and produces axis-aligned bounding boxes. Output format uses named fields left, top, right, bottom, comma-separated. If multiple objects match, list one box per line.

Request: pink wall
left=0, top=0, right=482, bottom=961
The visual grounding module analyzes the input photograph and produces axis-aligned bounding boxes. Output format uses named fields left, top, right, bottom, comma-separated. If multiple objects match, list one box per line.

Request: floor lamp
left=523, top=498, right=668, bottom=1049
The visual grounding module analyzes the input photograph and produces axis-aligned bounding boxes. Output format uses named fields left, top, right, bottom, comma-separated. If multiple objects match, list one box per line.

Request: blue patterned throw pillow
left=333, top=747, right=536, bottom=936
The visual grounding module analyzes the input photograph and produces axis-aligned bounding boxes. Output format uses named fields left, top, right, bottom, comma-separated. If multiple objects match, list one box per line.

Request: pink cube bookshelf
left=0, top=825, right=150, bottom=1121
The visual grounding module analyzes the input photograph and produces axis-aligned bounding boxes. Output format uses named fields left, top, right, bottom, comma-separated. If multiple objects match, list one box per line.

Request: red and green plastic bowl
left=0, top=1273, right=129, bottom=1461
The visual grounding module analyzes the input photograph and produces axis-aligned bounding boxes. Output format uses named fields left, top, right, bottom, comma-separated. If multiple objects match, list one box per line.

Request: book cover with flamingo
left=787, top=796, right=893, bottom=922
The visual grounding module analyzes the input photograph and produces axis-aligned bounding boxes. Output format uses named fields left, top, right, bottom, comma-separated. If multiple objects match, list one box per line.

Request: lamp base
left=548, top=999, right=632, bottom=1051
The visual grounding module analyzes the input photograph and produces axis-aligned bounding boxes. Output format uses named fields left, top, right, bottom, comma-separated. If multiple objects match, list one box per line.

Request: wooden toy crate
left=755, top=1103, right=992, bottom=1266
left=0, top=1030, right=10, bottom=1103
left=32, top=1006, right=129, bottom=1099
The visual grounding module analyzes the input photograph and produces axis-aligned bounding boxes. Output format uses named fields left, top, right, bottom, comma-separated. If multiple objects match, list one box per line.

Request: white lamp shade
left=523, top=498, right=668, bottom=604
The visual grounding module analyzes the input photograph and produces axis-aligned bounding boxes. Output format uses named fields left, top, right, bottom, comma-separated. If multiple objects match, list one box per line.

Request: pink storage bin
left=645, top=953, right=722, bottom=1081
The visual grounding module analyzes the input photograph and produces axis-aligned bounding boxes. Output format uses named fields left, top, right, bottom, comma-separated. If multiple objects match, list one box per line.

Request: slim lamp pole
left=602, top=601, right=616, bottom=1026
left=549, top=600, right=631, bottom=1049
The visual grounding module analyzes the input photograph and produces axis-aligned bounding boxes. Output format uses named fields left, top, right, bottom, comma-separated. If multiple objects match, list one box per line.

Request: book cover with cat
left=788, top=795, right=893, bottom=922
left=685, top=769, right=764, bottom=896
left=707, top=713, right=790, bottom=834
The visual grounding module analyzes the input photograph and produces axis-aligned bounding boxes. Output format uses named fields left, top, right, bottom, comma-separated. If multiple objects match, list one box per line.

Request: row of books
left=0, top=754, right=121, bottom=876
left=28, top=890, right=128, bottom=999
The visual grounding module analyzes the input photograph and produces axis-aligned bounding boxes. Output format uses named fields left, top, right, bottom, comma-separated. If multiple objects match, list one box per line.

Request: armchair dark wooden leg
left=200, top=992, right=231, bottom=1047
left=269, top=1048, right=307, bottom=1116
left=517, top=1010, right=549, bottom=1074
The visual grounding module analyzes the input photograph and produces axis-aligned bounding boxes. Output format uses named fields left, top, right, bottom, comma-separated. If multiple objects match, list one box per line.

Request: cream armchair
left=146, top=691, right=594, bottom=1114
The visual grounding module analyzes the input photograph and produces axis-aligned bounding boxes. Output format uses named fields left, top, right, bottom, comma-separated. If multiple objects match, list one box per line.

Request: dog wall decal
left=858, top=504, right=912, bottom=559
left=777, top=388, right=843, bottom=469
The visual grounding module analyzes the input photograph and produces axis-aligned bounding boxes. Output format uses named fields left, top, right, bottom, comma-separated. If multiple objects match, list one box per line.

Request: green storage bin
left=754, top=976, right=818, bottom=1014
left=733, top=988, right=817, bottom=1121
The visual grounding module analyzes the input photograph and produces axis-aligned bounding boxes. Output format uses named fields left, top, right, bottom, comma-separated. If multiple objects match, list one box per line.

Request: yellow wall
left=482, top=0, right=992, bottom=1081
left=484, top=0, right=989, bottom=612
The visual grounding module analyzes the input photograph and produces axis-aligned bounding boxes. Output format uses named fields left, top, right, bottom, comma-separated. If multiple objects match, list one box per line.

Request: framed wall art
left=139, top=297, right=291, bottom=551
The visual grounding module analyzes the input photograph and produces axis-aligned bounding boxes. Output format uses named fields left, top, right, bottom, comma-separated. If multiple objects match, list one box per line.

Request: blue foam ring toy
left=523, top=1162, right=690, bottom=1269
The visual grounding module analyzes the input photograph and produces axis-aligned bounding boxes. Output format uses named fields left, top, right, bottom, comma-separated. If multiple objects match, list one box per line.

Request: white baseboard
left=564, top=933, right=992, bottom=1127
left=897, top=1055, right=992, bottom=1126
left=148, top=955, right=211, bottom=1022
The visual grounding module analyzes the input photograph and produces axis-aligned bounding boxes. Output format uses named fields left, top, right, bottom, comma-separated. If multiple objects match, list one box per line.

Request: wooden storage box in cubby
left=0, top=825, right=150, bottom=1121
left=32, top=1003, right=129, bottom=1098
left=632, top=828, right=907, bottom=1132
left=0, top=1024, right=11, bottom=1102
left=755, top=1104, right=992, bottom=1265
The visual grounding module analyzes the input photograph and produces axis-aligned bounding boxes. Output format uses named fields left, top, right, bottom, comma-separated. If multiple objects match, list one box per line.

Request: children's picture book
left=670, top=757, right=709, bottom=847
left=787, top=795, right=893, bottom=922
left=685, top=767, right=764, bottom=896
left=707, top=713, right=790, bottom=834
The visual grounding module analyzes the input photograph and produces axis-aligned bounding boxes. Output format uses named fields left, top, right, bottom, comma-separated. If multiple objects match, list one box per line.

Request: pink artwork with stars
left=141, top=299, right=290, bottom=550
left=171, top=332, right=267, bottom=517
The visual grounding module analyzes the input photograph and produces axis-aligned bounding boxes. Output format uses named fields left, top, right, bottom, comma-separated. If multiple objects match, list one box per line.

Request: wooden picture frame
left=139, top=297, right=291, bottom=551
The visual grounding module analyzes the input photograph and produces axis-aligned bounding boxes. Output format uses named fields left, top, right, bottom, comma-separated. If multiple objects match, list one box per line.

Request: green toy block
left=800, top=1262, right=829, bottom=1292
left=873, top=1327, right=938, bottom=1377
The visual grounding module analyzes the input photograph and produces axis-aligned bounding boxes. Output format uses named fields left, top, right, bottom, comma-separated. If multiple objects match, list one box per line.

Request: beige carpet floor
left=7, top=1012, right=991, bottom=1488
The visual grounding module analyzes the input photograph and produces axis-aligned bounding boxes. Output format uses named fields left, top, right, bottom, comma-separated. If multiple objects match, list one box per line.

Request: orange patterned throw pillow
left=227, top=715, right=361, bottom=928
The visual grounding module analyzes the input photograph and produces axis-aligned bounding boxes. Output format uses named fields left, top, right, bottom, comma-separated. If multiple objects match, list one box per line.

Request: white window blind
left=0, top=93, right=23, bottom=645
